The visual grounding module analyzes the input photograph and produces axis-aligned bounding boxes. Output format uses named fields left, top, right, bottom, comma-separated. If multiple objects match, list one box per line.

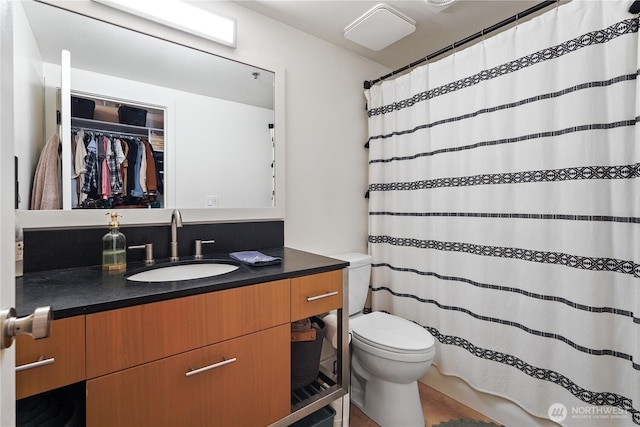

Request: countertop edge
left=16, top=247, right=349, bottom=319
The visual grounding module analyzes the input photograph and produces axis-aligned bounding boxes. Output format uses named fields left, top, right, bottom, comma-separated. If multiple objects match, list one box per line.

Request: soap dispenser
left=102, top=212, right=126, bottom=271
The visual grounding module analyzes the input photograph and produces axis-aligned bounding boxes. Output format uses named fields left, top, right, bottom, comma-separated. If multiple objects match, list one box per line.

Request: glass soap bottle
left=102, top=212, right=126, bottom=271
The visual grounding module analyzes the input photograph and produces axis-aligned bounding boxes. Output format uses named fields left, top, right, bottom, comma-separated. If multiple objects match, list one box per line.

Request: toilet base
left=351, top=360, right=425, bottom=427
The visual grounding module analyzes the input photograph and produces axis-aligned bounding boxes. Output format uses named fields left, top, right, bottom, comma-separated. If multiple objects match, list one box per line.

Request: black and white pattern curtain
left=365, top=1, right=639, bottom=425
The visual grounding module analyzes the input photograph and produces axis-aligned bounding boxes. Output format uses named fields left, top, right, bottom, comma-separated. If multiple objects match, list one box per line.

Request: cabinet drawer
left=143, top=279, right=290, bottom=362
left=141, top=292, right=209, bottom=363
left=205, top=279, right=291, bottom=344
left=86, top=280, right=291, bottom=377
left=16, top=316, right=85, bottom=400
left=86, top=324, right=290, bottom=427
left=86, top=305, right=145, bottom=379
left=291, top=270, right=343, bottom=321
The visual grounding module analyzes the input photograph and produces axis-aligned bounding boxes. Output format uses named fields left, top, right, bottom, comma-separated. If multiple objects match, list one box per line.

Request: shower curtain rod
left=364, top=0, right=558, bottom=89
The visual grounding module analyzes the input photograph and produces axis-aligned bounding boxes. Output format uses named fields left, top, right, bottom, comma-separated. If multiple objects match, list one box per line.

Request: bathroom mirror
left=14, top=0, right=285, bottom=228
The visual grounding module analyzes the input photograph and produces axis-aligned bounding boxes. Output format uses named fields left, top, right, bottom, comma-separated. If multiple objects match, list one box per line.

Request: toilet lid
left=350, top=312, right=435, bottom=353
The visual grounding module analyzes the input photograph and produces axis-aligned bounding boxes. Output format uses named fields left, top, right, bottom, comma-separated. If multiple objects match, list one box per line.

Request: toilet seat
left=350, top=311, right=434, bottom=354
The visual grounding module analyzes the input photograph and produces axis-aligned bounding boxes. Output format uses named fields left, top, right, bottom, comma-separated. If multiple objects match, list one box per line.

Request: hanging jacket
left=31, top=133, right=61, bottom=210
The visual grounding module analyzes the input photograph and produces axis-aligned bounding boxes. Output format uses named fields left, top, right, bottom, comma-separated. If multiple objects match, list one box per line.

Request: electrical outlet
left=15, top=241, right=24, bottom=261
left=15, top=240, right=23, bottom=277
left=205, top=196, right=219, bottom=208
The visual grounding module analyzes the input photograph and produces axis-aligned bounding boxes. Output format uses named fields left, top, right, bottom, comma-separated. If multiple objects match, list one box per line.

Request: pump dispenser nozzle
left=107, top=212, right=122, bottom=228
left=102, top=212, right=127, bottom=271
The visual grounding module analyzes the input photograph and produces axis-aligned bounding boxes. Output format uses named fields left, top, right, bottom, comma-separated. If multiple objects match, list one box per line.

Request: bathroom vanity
left=15, top=247, right=349, bottom=427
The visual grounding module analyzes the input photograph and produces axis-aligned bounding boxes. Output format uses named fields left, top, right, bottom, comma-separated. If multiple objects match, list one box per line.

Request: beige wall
left=206, top=2, right=389, bottom=256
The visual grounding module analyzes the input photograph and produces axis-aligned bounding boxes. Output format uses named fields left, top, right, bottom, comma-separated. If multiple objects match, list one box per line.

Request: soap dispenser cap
left=107, top=212, right=122, bottom=227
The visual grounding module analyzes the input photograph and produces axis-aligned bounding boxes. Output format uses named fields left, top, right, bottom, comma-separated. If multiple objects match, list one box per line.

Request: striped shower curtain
left=365, top=1, right=639, bottom=425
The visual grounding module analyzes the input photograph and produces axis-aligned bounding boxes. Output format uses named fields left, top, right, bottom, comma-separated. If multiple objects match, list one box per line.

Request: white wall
left=12, top=2, right=44, bottom=210
left=172, top=94, right=274, bottom=209
left=196, top=2, right=390, bottom=256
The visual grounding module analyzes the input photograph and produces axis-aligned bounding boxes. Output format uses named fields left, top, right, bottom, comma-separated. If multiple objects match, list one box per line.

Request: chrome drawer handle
left=16, top=356, right=55, bottom=372
left=186, top=357, right=237, bottom=377
left=306, top=291, right=339, bottom=302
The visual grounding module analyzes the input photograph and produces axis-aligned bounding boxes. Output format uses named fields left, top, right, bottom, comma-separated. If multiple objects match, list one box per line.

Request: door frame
left=0, top=0, right=17, bottom=424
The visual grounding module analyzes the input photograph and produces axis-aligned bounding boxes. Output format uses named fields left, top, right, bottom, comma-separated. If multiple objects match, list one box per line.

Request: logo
left=549, top=403, right=567, bottom=423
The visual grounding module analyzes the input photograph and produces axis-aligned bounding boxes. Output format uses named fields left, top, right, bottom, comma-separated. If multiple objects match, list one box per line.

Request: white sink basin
left=127, top=262, right=239, bottom=282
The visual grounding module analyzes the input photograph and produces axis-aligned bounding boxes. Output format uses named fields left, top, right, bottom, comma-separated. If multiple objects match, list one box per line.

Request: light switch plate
left=205, top=196, right=219, bottom=208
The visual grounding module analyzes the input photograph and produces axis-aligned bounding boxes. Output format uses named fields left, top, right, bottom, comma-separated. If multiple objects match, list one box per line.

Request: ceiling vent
left=344, top=4, right=416, bottom=51
left=423, top=0, right=458, bottom=13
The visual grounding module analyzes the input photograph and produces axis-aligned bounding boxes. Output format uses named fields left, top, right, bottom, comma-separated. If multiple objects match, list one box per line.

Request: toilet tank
left=331, top=252, right=372, bottom=316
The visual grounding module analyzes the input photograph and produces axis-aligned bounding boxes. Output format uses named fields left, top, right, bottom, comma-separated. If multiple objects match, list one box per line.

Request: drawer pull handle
left=186, top=357, right=237, bottom=377
left=16, top=356, right=55, bottom=372
left=306, top=291, right=339, bottom=302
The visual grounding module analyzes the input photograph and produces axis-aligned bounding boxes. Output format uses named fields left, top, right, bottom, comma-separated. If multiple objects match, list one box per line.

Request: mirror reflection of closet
left=68, top=92, right=166, bottom=210
left=36, top=48, right=168, bottom=211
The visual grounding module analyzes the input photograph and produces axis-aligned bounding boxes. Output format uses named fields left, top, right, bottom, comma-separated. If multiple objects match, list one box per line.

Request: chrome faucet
left=170, top=209, right=183, bottom=261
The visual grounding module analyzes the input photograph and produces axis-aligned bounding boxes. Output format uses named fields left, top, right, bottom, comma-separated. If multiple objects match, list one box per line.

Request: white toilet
left=330, top=252, right=435, bottom=427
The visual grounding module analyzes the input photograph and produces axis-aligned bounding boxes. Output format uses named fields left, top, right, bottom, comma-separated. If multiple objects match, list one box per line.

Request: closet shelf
left=71, top=117, right=163, bottom=137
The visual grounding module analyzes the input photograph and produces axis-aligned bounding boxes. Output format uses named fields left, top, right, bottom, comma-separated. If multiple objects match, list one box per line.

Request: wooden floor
left=349, top=382, right=497, bottom=427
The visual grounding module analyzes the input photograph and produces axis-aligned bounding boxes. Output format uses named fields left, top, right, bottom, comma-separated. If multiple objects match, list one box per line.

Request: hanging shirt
left=141, top=139, right=158, bottom=195
left=82, top=136, right=99, bottom=196
left=139, top=138, right=148, bottom=194
left=125, top=138, right=138, bottom=197
left=119, top=139, right=129, bottom=196
left=129, top=138, right=144, bottom=198
left=73, top=130, right=88, bottom=205
left=70, top=132, right=78, bottom=209
left=100, top=136, right=111, bottom=200
left=108, top=137, right=124, bottom=195
left=113, top=138, right=126, bottom=166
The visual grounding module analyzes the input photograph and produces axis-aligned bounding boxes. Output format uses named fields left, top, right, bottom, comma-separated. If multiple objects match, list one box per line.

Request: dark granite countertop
left=16, top=247, right=348, bottom=319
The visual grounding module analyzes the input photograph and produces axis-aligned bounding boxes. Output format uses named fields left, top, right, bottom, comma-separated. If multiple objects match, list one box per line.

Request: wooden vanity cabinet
left=17, top=270, right=345, bottom=427
left=16, top=316, right=85, bottom=400
left=85, top=280, right=291, bottom=427
left=86, top=324, right=290, bottom=427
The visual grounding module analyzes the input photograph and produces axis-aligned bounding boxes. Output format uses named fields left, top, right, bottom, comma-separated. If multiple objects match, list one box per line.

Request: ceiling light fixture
left=423, top=0, right=458, bottom=14
left=344, top=4, right=416, bottom=51
left=91, top=0, right=236, bottom=48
